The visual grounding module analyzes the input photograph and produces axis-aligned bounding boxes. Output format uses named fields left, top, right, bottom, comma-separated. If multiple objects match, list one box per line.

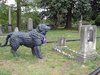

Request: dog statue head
left=36, top=24, right=51, bottom=35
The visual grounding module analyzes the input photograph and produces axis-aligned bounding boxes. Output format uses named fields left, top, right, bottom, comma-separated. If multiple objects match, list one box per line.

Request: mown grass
left=0, top=26, right=100, bottom=75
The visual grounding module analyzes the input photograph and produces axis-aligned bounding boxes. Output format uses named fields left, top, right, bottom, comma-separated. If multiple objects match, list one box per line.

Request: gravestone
left=57, top=37, right=66, bottom=47
left=53, top=37, right=66, bottom=50
left=0, top=25, right=3, bottom=35
left=14, top=27, right=19, bottom=32
left=78, top=25, right=97, bottom=62
left=1, top=25, right=5, bottom=33
left=27, top=18, right=33, bottom=31
left=53, top=37, right=76, bottom=58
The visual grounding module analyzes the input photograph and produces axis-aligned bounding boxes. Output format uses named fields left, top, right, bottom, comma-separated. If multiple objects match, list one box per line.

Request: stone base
left=8, top=24, right=12, bottom=32
left=77, top=52, right=97, bottom=63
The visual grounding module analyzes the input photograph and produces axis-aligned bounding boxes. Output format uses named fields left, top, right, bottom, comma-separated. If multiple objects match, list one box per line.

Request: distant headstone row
left=0, top=18, right=33, bottom=35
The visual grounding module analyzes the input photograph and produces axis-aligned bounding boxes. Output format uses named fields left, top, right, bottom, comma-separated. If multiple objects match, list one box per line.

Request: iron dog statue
left=0, top=24, right=50, bottom=59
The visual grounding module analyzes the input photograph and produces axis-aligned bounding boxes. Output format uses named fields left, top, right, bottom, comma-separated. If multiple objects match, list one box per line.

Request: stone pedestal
left=8, top=24, right=12, bottom=32
left=78, top=25, right=97, bottom=62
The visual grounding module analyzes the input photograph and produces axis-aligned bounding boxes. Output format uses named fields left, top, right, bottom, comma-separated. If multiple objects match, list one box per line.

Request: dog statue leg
left=33, top=46, right=43, bottom=59
left=31, top=47, right=35, bottom=55
left=10, top=43, right=19, bottom=57
left=11, top=47, right=18, bottom=57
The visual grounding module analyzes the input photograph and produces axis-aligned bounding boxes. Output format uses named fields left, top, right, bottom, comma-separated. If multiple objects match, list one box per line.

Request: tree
left=0, top=2, right=16, bottom=32
left=90, top=0, right=100, bottom=20
left=0, top=0, right=8, bottom=25
left=15, top=0, right=41, bottom=30
left=0, top=0, right=7, bottom=3
left=40, top=0, right=68, bottom=28
left=16, top=0, right=21, bottom=30
left=39, top=0, right=91, bottom=29
left=64, top=0, right=76, bottom=29
left=0, top=3, right=8, bottom=24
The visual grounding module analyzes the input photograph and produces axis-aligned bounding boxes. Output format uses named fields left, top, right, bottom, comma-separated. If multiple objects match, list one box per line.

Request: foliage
left=39, top=0, right=74, bottom=28
left=90, top=0, right=100, bottom=20
left=0, top=3, right=16, bottom=32
left=39, top=0, right=92, bottom=29
left=95, top=14, right=100, bottom=26
left=14, top=0, right=41, bottom=30
left=0, top=3, right=8, bottom=25
left=73, top=0, right=91, bottom=20
left=0, top=0, right=7, bottom=3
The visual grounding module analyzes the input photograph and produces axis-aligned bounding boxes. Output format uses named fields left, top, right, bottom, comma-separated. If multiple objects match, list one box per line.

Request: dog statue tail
left=0, top=33, right=12, bottom=47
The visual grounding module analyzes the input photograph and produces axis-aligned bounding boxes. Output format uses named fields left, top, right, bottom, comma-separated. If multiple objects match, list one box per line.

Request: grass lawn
left=0, top=27, right=100, bottom=75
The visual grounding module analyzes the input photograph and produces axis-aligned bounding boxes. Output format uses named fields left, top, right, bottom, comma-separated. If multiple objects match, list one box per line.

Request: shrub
left=95, top=14, right=100, bottom=26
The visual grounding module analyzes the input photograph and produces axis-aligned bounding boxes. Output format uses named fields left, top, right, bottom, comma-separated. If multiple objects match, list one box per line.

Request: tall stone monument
left=8, top=6, right=12, bottom=32
left=27, top=18, right=33, bottom=31
left=78, top=25, right=97, bottom=62
left=79, top=20, right=82, bottom=33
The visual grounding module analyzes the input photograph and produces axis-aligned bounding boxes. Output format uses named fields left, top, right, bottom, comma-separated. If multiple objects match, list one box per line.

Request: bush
left=95, top=14, right=100, bottom=26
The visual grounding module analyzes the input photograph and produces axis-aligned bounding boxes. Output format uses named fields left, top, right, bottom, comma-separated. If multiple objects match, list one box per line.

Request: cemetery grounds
left=0, top=27, right=100, bottom=75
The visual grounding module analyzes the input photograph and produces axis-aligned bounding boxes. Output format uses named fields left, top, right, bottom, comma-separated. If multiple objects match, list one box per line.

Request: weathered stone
left=0, top=25, right=3, bottom=35
left=57, top=37, right=66, bottom=47
left=54, top=37, right=66, bottom=50
left=27, top=18, right=33, bottom=31
left=14, top=27, right=19, bottom=32
left=8, top=24, right=12, bottom=32
left=78, top=25, right=97, bottom=62
left=79, top=20, right=82, bottom=33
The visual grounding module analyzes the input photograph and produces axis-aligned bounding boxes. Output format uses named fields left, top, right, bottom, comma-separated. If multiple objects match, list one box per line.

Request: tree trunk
left=53, top=13, right=58, bottom=29
left=65, top=8, right=72, bottom=29
left=91, top=0, right=97, bottom=20
left=17, top=1, right=21, bottom=30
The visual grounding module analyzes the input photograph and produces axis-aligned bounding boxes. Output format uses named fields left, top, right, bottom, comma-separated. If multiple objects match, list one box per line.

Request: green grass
left=0, top=27, right=100, bottom=75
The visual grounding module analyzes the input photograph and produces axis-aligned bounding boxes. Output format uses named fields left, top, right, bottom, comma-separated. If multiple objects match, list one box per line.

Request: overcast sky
left=6, top=0, right=16, bottom=5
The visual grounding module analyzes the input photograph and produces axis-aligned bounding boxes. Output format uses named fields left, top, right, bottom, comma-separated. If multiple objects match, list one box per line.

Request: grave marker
left=53, top=37, right=66, bottom=51
left=0, top=25, right=3, bottom=35
left=14, top=27, right=19, bottom=32
left=27, top=18, right=33, bottom=31
left=78, top=25, right=97, bottom=62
